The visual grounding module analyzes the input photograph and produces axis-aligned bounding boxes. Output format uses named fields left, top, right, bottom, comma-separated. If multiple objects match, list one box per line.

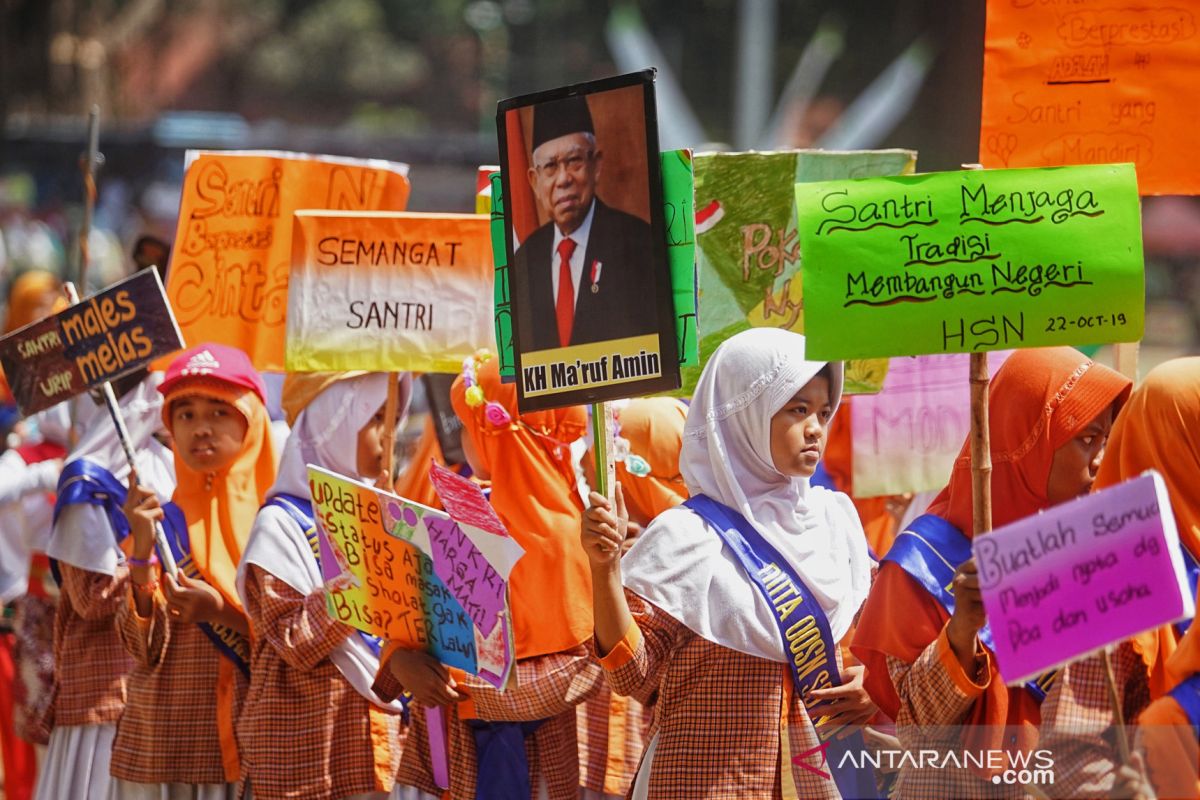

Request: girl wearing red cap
left=112, top=344, right=277, bottom=799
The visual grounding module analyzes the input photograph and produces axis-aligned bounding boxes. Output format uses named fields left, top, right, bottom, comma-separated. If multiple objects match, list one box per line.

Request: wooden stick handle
left=382, top=375, right=400, bottom=482
left=591, top=402, right=616, bottom=504
left=1101, top=647, right=1132, bottom=765
left=63, top=281, right=177, bottom=577
left=969, top=351, right=993, bottom=536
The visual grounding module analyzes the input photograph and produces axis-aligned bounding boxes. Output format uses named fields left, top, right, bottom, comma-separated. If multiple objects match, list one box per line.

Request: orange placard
left=164, top=151, right=411, bottom=369
left=980, top=3, right=1200, bottom=195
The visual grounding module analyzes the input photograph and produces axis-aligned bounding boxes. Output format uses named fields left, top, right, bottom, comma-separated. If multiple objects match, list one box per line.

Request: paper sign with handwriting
left=286, top=212, right=494, bottom=372
left=850, top=352, right=1011, bottom=498
left=980, top=0, right=1200, bottom=195
left=687, top=149, right=917, bottom=396
left=795, top=164, right=1144, bottom=361
left=974, top=472, right=1194, bottom=685
left=308, top=465, right=523, bottom=688
left=165, top=151, right=410, bottom=370
left=0, top=269, right=183, bottom=415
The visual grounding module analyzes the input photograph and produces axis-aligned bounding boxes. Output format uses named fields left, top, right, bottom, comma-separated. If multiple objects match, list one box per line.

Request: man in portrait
left=513, top=94, right=659, bottom=352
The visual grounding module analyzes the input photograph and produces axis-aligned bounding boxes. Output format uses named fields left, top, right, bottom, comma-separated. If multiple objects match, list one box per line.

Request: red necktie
left=555, top=237, right=577, bottom=348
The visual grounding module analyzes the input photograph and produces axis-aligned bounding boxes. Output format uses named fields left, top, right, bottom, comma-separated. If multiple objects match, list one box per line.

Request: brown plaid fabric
left=885, top=631, right=1028, bottom=799
left=13, top=592, right=58, bottom=743
left=1038, top=641, right=1151, bottom=798
left=109, top=585, right=249, bottom=784
left=379, top=645, right=603, bottom=800
left=597, top=591, right=842, bottom=800
left=576, top=687, right=651, bottom=797
left=238, top=565, right=406, bottom=800
left=51, top=563, right=134, bottom=727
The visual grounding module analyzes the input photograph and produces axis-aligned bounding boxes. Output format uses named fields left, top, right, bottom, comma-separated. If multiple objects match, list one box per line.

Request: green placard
left=795, top=164, right=1145, bottom=361
left=488, top=172, right=514, bottom=378
left=680, top=149, right=918, bottom=396
left=660, top=150, right=699, bottom=367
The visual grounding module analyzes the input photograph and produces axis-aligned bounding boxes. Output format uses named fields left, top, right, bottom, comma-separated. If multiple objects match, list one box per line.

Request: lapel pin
left=590, top=259, right=603, bottom=293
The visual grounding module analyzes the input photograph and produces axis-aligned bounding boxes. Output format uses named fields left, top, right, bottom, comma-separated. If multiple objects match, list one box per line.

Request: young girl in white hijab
left=236, top=372, right=434, bottom=800
left=36, top=374, right=175, bottom=800
left=582, top=328, right=877, bottom=799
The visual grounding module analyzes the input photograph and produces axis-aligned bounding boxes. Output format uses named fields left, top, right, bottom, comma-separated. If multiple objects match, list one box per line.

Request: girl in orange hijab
left=1, top=270, right=66, bottom=409
left=1039, top=357, right=1200, bottom=798
left=113, top=344, right=276, bottom=798
left=378, top=351, right=603, bottom=800
left=852, top=347, right=1130, bottom=798
left=612, top=397, right=689, bottom=527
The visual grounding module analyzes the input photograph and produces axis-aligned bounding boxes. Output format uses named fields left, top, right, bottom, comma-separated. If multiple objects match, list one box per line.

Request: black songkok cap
left=531, top=95, right=595, bottom=151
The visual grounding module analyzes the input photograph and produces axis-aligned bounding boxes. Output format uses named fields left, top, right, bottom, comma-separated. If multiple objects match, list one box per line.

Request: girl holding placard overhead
left=1039, top=357, right=1200, bottom=797
left=35, top=373, right=175, bottom=800
left=852, top=347, right=1131, bottom=799
left=236, top=371, right=425, bottom=800
left=578, top=397, right=689, bottom=800
left=111, top=344, right=276, bottom=799
left=582, top=328, right=877, bottom=799
left=378, top=350, right=604, bottom=800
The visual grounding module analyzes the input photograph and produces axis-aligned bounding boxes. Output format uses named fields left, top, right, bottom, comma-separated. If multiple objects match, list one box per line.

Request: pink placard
left=850, top=353, right=1010, bottom=498
left=974, top=472, right=1193, bottom=684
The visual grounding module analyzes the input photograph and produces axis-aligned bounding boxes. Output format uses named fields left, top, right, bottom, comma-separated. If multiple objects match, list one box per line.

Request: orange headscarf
left=614, top=397, right=689, bottom=524
left=4, top=270, right=65, bottom=333
left=162, top=377, right=276, bottom=614
left=1094, top=357, right=1200, bottom=698
left=1094, top=357, right=1200, bottom=558
left=451, top=354, right=590, bottom=659
left=2, top=270, right=67, bottom=402
left=393, top=416, right=450, bottom=510
left=852, top=348, right=1131, bottom=745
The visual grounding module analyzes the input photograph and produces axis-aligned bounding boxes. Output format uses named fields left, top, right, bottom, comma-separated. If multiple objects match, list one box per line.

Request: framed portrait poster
left=497, top=70, right=681, bottom=411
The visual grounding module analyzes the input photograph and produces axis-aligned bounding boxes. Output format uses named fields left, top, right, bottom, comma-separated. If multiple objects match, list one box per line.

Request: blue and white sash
left=684, top=494, right=879, bottom=800
left=1176, top=543, right=1199, bottom=636
left=49, top=460, right=131, bottom=584
left=53, top=459, right=131, bottom=543
left=1168, top=673, right=1200, bottom=744
left=158, top=503, right=252, bottom=676
left=262, top=493, right=385, bottom=658
left=884, top=515, right=1058, bottom=701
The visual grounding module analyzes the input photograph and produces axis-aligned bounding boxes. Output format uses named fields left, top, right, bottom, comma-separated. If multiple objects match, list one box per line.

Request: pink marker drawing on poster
left=974, top=471, right=1195, bottom=685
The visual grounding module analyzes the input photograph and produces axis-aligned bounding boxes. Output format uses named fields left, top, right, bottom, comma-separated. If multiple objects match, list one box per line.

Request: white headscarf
left=44, top=373, right=176, bottom=575
left=238, top=372, right=412, bottom=711
left=622, top=328, right=872, bottom=660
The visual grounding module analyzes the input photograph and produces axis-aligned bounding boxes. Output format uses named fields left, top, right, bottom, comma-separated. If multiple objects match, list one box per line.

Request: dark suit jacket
left=513, top=199, right=660, bottom=352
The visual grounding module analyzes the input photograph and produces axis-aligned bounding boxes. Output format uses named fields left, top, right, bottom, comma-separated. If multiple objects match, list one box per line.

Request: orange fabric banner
left=980, top=3, right=1200, bottom=195
left=164, top=151, right=410, bottom=369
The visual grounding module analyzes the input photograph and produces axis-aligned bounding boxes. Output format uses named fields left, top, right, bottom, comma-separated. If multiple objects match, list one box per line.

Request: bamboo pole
left=76, top=106, right=101, bottom=292
left=969, top=351, right=992, bottom=535
left=1114, top=341, right=1139, bottom=383
left=590, top=401, right=616, bottom=505
left=64, top=281, right=177, bottom=577
left=1101, top=647, right=1133, bottom=764
left=381, top=375, right=400, bottom=481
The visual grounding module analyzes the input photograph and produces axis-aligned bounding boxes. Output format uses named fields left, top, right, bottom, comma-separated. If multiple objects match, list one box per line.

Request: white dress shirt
left=550, top=199, right=596, bottom=311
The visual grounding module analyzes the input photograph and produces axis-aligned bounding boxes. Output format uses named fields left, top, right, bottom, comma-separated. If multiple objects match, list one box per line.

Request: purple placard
left=974, top=472, right=1193, bottom=684
left=423, top=517, right=506, bottom=638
